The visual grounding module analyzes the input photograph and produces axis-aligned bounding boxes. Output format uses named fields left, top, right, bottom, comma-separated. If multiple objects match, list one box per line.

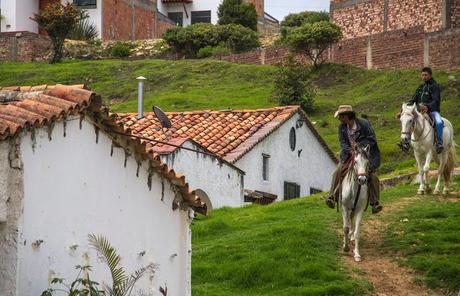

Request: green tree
left=286, top=21, right=342, bottom=68
left=272, top=56, right=316, bottom=114
left=217, top=0, right=258, bottom=31
left=280, top=11, right=329, bottom=40
left=31, top=3, right=85, bottom=63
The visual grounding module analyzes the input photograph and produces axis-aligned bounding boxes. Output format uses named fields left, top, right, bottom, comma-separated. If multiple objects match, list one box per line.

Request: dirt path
left=341, top=196, right=443, bottom=296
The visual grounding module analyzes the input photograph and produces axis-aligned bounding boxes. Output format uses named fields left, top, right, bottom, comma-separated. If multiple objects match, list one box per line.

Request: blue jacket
left=408, top=78, right=441, bottom=113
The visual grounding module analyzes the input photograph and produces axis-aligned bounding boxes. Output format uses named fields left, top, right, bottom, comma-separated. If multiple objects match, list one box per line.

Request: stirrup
left=326, top=197, right=336, bottom=209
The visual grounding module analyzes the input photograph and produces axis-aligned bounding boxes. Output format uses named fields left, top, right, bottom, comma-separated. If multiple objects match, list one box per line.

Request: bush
left=217, top=0, right=258, bottom=31
left=197, top=44, right=232, bottom=59
left=286, top=21, right=342, bottom=68
left=163, top=23, right=259, bottom=58
left=68, top=18, right=99, bottom=41
left=280, top=11, right=329, bottom=40
left=111, top=42, right=131, bottom=58
left=272, top=56, right=316, bottom=114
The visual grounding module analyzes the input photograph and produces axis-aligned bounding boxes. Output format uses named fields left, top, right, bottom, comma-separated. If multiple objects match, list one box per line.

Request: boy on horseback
left=408, top=67, right=443, bottom=154
left=326, top=105, right=383, bottom=214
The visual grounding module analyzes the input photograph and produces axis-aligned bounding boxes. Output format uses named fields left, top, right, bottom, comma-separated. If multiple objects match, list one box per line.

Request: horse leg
left=353, top=209, right=364, bottom=262
left=434, top=156, right=444, bottom=195
left=415, top=152, right=425, bottom=195
left=423, top=152, right=433, bottom=193
left=441, top=152, right=451, bottom=195
left=342, top=207, right=350, bottom=253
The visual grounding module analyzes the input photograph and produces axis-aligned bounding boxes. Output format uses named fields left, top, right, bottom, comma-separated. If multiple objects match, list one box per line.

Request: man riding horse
left=326, top=105, right=383, bottom=214
left=407, top=67, right=443, bottom=154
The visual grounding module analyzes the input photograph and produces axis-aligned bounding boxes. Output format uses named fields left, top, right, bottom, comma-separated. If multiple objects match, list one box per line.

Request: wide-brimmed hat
left=334, top=105, right=355, bottom=118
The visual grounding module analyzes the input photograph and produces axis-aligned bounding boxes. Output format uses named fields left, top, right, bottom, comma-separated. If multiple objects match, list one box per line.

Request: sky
left=265, top=0, right=330, bottom=21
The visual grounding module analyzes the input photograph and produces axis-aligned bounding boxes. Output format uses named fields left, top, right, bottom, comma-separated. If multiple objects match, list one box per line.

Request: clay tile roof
left=115, top=106, right=338, bottom=164
left=0, top=84, right=206, bottom=213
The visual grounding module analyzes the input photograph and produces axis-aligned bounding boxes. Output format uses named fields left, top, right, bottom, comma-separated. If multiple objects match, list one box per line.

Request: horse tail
left=443, top=134, right=457, bottom=183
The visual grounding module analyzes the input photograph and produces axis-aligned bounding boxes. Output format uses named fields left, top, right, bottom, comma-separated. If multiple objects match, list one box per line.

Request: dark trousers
left=329, top=163, right=380, bottom=205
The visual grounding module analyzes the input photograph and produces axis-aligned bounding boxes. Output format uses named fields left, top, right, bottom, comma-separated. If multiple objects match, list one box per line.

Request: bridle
left=350, top=148, right=370, bottom=179
left=400, top=109, right=430, bottom=143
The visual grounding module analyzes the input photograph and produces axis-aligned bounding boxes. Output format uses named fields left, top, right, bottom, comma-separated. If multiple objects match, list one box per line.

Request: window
left=191, top=10, right=211, bottom=24
left=74, top=0, right=97, bottom=8
left=262, top=154, right=270, bottom=181
left=289, top=127, right=296, bottom=151
left=284, top=182, right=300, bottom=200
left=310, top=187, right=322, bottom=195
left=168, top=12, right=183, bottom=27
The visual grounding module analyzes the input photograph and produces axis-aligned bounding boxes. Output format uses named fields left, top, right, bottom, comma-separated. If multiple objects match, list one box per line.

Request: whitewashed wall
left=158, top=0, right=223, bottom=26
left=0, top=0, right=102, bottom=37
left=160, top=140, right=244, bottom=209
left=235, top=114, right=336, bottom=200
left=6, top=117, right=192, bottom=296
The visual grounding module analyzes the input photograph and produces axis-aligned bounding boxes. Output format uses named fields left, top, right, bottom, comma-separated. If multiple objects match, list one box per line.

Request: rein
left=401, top=111, right=431, bottom=143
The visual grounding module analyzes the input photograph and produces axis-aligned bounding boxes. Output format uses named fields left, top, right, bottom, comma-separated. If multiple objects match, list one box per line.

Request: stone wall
left=102, top=0, right=157, bottom=41
left=0, top=32, right=50, bottom=62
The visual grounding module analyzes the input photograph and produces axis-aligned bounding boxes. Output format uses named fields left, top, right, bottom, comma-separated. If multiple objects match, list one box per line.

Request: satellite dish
left=153, top=106, right=172, bottom=128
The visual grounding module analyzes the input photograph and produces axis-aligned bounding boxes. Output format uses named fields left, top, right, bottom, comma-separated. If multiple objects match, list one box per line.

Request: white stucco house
left=0, top=84, right=205, bottom=296
left=116, top=106, right=337, bottom=209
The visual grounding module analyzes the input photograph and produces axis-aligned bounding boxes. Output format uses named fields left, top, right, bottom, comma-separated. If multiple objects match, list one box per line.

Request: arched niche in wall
left=195, top=189, right=213, bottom=212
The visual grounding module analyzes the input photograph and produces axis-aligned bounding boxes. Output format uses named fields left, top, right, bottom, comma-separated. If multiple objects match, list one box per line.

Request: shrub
left=68, top=18, right=99, bottom=41
left=197, top=44, right=232, bottom=59
left=286, top=21, right=342, bottom=68
left=280, top=11, right=329, bottom=40
left=163, top=23, right=259, bottom=58
left=272, top=56, right=316, bottom=114
left=217, top=0, right=258, bottom=31
left=111, top=42, right=131, bottom=58
left=31, top=3, right=86, bottom=63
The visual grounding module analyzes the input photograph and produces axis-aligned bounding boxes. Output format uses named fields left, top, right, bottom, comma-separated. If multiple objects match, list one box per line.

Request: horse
left=341, top=146, right=370, bottom=262
left=399, top=103, right=456, bottom=195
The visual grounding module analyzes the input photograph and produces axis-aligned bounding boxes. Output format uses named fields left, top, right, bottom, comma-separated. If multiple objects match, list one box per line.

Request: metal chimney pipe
left=136, top=76, right=146, bottom=120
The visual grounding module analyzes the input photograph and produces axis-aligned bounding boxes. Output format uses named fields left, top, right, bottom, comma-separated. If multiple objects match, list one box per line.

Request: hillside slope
left=0, top=59, right=458, bottom=175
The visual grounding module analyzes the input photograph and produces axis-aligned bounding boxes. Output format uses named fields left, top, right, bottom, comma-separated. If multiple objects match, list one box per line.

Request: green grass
left=1, top=59, right=459, bottom=176
left=382, top=176, right=460, bottom=294
left=192, top=195, right=371, bottom=296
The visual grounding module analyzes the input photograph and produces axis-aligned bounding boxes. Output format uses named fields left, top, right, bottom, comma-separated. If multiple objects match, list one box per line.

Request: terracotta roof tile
left=0, top=84, right=206, bottom=213
left=115, top=106, right=338, bottom=164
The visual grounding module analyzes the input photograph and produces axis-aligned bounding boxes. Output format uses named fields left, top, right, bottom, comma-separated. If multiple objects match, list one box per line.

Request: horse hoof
left=443, top=189, right=449, bottom=195
left=426, top=187, right=433, bottom=194
left=417, top=190, right=425, bottom=195
left=354, top=256, right=362, bottom=262
left=343, top=245, right=350, bottom=252
left=433, top=189, right=441, bottom=195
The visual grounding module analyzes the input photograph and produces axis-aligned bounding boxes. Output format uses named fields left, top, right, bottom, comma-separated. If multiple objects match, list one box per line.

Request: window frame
left=191, top=10, right=212, bottom=24
left=289, top=127, right=296, bottom=151
left=262, top=153, right=270, bottom=181
left=168, top=12, right=184, bottom=27
left=284, top=182, right=300, bottom=200
left=73, top=0, right=97, bottom=9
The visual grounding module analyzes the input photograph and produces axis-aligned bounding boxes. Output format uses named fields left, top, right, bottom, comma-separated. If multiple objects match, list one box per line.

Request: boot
left=325, top=196, right=335, bottom=209
left=371, top=202, right=383, bottom=214
left=436, top=143, right=443, bottom=154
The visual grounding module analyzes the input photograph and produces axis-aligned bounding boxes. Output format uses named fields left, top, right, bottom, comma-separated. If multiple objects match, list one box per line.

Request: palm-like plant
left=88, top=234, right=156, bottom=296
left=68, top=19, right=99, bottom=41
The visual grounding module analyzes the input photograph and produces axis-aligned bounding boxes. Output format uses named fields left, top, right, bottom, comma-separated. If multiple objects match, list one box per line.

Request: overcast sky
left=265, top=0, right=330, bottom=21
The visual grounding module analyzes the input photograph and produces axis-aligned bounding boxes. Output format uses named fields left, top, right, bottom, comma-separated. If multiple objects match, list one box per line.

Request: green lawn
left=1, top=59, right=459, bottom=176
left=382, top=176, right=460, bottom=294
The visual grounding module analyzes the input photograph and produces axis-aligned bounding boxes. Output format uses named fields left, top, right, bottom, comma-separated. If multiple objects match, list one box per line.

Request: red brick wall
left=427, top=29, right=460, bottom=70
left=330, top=36, right=368, bottom=68
left=102, top=0, right=157, bottom=41
left=244, top=0, right=264, bottom=17
left=0, top=32, right=50, bottom=62
left=387, top=0, right=443, bottom=33
left=451, top=0, right=460, bottom=28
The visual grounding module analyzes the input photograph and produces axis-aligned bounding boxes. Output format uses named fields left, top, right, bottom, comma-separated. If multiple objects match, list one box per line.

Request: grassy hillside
left=0, top=59, right=459, bottom=176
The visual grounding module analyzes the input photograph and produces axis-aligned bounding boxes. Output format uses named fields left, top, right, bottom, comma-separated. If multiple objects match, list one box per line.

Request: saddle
left=422, top=113, right=444, bottom=146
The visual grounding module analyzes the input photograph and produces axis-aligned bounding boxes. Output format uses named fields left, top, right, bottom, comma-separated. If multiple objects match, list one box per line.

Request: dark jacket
left=339, top=118, right=381, bottom=171
left=408, top=78, right=441, bottom=113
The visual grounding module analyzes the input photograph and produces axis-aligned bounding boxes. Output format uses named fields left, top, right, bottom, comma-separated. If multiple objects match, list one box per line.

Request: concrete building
left=116, top=106, right=337, bottom=209
left=0, top=84, right=205, bottom=296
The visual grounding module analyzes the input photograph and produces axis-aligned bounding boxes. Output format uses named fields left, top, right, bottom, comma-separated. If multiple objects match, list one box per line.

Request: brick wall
left=156, top=11, right=176, bottom=38
left=427, top=29, right=460, bottom=70
left=451, top=0, right=460, bottom=28
left=102, top=0, right=157, bottom=41
left=244, top=0, right=264, bottom=17
left=330, top=36, right=368, bottom=68
left=0, top=32, right=50, bottom=62
left=331, top=0, right=446, bottom=39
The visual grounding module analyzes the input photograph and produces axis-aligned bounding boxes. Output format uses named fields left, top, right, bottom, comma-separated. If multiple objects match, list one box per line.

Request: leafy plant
left=280, top=11, right=329, bottom=40
left=31, top=3, right=86, bottom=63
left=197, top=43, right=231, bottom=59
left=272, top=56, right=316, bottom=114
left=111, top=43, right=131, bottom=58
left=217, top=0, right=258, bottom=31
left=41, top=234, right=155, bottom=296
left=286, top=21, right=342, bottom=68
left=69, top=18, right=99, bottom=41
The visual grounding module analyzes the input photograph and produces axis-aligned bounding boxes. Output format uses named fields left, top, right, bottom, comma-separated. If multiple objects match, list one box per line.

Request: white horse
left=399, top=103, right=456, bottom=195
left=341, top=146, right=370, bottom=262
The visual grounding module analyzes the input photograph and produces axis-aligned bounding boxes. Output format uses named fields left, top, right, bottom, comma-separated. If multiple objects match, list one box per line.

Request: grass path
left=340, top=172, right=460, bottom=295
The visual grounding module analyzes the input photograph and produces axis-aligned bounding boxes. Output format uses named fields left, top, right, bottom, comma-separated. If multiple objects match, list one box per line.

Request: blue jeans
left=431, top=112, right=443, bottom=145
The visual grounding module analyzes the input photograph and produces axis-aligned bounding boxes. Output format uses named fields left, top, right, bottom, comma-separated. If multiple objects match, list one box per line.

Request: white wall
left=158, top=0, right=222, bottom=26
left=0, top=0, right=102, bottom=38
left=235, top=114, right=336, bottom=200
left=14, top=117, right=192, bottom=296
left=160, top=140, right=244, bottom=209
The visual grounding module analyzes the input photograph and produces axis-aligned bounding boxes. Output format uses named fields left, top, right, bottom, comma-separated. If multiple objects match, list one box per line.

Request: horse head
left=398, top=103, right=418, bottom=152
left=353, top=145, right=370, bottom=186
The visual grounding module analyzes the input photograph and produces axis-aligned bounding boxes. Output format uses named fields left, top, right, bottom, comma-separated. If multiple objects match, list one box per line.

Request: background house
left=0, top=84, right=205, bottom=296
left=117, top=106, right=337, bottom=207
